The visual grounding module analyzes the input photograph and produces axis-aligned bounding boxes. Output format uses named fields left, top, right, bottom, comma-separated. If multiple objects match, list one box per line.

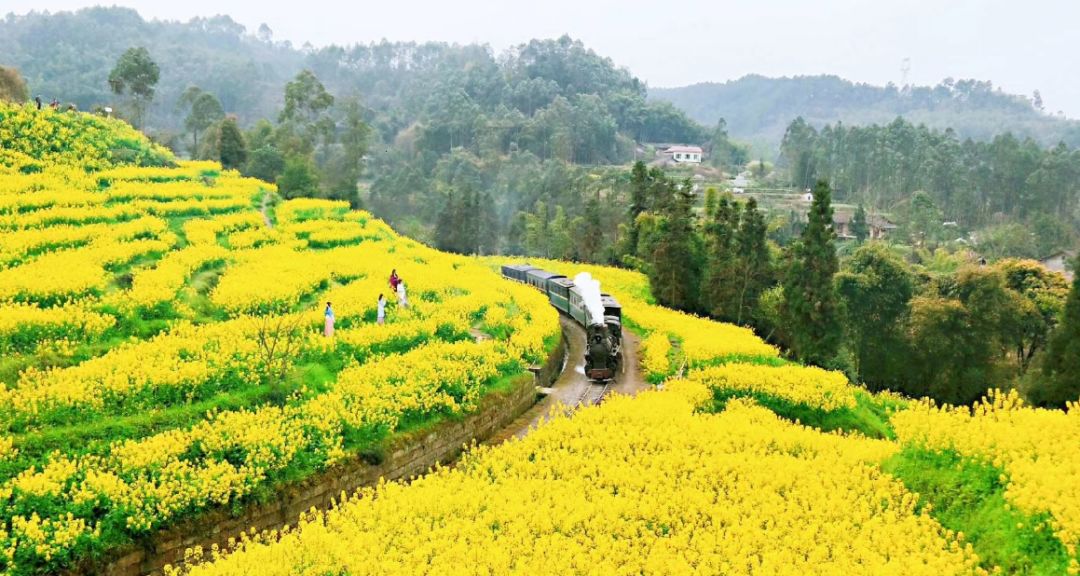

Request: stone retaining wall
left=74, top=334, right=565, bottom=576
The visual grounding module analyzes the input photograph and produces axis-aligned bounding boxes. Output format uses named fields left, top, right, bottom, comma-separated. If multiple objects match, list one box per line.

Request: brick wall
left=72, top=334, right=565, bottom=576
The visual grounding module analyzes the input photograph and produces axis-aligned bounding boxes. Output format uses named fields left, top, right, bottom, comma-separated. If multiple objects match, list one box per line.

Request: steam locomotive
left=501, top=264, right=622, bottom=381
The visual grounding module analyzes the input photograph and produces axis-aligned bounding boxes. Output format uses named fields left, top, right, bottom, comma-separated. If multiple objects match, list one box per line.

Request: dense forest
left=619, top=166, right=1080, bottom=408
left=777, top=117, right=1080, bottom=258
left=652, top=75, right=1080, bottom=152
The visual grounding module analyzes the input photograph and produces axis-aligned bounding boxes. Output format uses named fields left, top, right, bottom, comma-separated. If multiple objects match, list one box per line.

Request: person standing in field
left=377, top=294, right=386, bottom=325
left=323, top=302, right=335, bottom=337
left=389, top=269, right=400, bottom=292
left=397, top=280, right=408, bottom=308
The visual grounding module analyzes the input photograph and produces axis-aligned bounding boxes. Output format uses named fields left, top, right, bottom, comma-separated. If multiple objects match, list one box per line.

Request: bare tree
left=249, top=313, right=308, bottom=402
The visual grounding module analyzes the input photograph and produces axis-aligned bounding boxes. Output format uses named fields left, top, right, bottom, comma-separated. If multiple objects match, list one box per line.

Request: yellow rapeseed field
left=2, top=104, right=1078, bottom=576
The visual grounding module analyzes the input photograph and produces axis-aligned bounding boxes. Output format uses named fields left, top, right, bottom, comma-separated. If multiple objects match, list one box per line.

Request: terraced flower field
left=2, top=104, right=1078, bottom=575
left=0, top=104, right=559, bottom=575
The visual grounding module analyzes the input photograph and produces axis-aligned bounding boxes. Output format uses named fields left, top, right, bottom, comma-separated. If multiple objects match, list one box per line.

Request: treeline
left=652, top=75, right=1080, bottom=149
left=619, top=163, right=1080, bottom=408
left=780, top=116, right=1080, bottom=257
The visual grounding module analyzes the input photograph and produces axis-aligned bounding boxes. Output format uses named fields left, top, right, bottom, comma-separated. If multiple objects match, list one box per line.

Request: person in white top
left=377, top=294, right=386, bottom=325
left=396, top=280, right=408, bottom=308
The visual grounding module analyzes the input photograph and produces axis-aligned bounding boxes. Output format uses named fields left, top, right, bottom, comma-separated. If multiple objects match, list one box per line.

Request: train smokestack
left=573, top=272, right=605, bottom=325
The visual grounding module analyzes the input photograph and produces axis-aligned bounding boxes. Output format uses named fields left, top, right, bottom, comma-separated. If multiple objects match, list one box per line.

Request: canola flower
left=892, top=390, right=1080, bottom=570
left=169, top=387, right=982, bottom=576
left=4, top=108, right=1074, bottom=576
left=640, top=331, right=673, bottom=382
left=0, top=301, right=115, bottom=352
left=688, top=362, right=859, bottom=412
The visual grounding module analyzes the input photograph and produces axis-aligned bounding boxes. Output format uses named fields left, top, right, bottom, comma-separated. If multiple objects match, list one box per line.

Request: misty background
left=4, top=0, right=1079, bottom=117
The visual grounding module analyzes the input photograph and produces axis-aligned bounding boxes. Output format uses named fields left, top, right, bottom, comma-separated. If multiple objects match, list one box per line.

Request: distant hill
left=650, top=75, right=1080, bottom=151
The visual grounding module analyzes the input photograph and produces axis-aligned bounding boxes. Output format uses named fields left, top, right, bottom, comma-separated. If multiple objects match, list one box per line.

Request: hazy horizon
left=4, top=0, right=1078, bottom=118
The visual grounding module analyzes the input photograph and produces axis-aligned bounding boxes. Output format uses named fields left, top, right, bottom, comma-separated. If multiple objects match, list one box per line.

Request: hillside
left=0, top=105, right=1077, bottom=575
left=651, top=75, right=1080, bottom=151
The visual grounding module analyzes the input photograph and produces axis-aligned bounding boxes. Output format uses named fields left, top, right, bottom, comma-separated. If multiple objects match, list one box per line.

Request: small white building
left=665, top=145, right=703, bottom=164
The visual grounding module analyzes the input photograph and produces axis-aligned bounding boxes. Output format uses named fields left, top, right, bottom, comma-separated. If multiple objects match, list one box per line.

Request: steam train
left=501, top=264, right=622, bottom=381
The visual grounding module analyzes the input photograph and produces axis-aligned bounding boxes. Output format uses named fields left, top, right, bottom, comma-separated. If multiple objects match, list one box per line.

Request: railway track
left=576, top=380, right=611, bottom=406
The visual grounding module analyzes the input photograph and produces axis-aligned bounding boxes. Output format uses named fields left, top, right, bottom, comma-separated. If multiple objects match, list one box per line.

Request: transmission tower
left=900, top=57, right=911, bottom=87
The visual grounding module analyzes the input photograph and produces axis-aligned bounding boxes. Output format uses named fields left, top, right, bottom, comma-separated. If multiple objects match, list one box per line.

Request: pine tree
left=783, top=180, right=841, bottom=366
left=579, top=196, right=605, bottom=262
left=701, top=196, right=741, bottom=320
left=733, top=197, right=772, bottom=326
left=1037, top=253, right=1080, bottom=407
left=218, top=117, right=248, bottom=170
left=851, top=203, right=869, bottom=242
left=650, top=179, right=701, bottom=311
left=434, top=190, right=458, bottom=253
left=625, top=161, right=649, bottom=259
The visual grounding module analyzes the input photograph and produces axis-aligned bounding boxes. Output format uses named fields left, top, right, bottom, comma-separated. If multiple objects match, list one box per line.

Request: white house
left=665, top=145, right=703, bottom=164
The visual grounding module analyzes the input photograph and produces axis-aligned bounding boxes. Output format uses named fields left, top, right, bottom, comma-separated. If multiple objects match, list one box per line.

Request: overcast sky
left=5, top=0, right=1079, bottom=117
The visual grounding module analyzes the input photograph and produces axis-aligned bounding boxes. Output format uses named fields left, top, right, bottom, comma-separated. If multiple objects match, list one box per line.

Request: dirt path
left=484, top=315, right=649, bottom=445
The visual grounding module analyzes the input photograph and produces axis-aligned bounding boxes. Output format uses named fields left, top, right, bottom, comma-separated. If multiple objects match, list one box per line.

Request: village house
left=832, top=212, right=897, bottom=241
left=664, top=145, right=703, bottom=164
left=1039, top=250, right=1076, bottom=282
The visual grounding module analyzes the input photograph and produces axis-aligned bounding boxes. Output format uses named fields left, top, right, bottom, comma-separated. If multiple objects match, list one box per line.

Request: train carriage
left=525, top=269, right=565, bottom=292
left=547, top=277, right=574, bottom=315
left=501, top=264, right=535, bottom=283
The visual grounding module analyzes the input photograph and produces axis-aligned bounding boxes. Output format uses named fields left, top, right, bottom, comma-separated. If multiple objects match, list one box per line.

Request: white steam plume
left=573, top=272, right=605, bottom=325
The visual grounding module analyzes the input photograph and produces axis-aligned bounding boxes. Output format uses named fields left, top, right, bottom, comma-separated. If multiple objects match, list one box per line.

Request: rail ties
left=577, top=380, right=611, bottom=407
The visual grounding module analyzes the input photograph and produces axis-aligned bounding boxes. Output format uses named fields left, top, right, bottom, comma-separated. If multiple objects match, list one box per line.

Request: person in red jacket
left=389, top=269, right=400, bottom=291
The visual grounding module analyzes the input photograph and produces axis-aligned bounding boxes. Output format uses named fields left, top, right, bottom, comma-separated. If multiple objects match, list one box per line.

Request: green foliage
left=178, top=87, right=224, bottom=155
left=108, top=46, right=159, bottom=127
left=850, top=203, right=869, bottom=242
left=246, top=145, right=285, bottom=183
left=1036, top=254, right=1080, bottom=406
left=277, top=69, right=335, bottom=156
left=276, top=155, right=320, bottom=199
left=217, top=117, right=248, bottom=170
left=782, top=180, right=841, bottom=366
left=647, top=177, right=702, bottom=311
left=836, top=243, right=914, bottom=390
left=882, top=448, right=1071, bottom=575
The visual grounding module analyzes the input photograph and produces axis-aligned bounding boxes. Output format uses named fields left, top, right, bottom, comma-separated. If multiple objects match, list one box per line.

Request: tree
left=276, top=155, right=320, bottom=199
left=850, top=204, right=869, bottom=243
left=907, top=296, right=998, bottom=405
left=1035, top=254, right=1080, bottom=407
left=0, top=66, right=29, bottom=103
left=701, top=196, right=741, bottom=320
left=549, top=206, right=574, bottom=260
left=782, top=180, right=841, bottom=366
left=108, top=47, right=159, bottom=128
left=650, top=178, right=701, bottom=311
left=178, top=87, right=224, bottom=155
left=624, top=161, right=650, bottom=260
left=524, top=200, right=550, bottom=257
left=733, top=198, right=772, bottom=326
left=836, top=243, right=913, bottom=389
left=277, top=70, right=335, bottom=156
left=246, top=145, right=286, bottom=183
left=994, top=259, right=1070, bottom=372
left=218, top=117, right=248, bottom=170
